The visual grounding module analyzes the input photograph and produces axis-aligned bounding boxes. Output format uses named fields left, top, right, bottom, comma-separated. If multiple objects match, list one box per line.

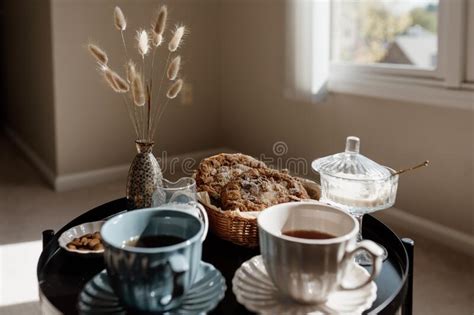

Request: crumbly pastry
left=194, top=153, right=268, bottom=202
left=221, top=168, right=310, bottom=211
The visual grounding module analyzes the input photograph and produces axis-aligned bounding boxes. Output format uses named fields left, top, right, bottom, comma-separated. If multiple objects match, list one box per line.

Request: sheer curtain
left=285, top=0, right=330, bottom=102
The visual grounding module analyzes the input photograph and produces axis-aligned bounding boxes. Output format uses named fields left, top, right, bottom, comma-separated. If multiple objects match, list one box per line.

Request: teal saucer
left=78, top=261, right=226, bottom=314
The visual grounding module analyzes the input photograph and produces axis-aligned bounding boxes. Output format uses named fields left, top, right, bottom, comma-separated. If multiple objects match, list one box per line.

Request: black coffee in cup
left=126, top=235, right=186, bottom=248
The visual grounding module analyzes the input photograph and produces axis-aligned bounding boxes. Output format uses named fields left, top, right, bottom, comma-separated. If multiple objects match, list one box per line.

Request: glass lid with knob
left=312, top=136, right=391, bottom=181
left=311, top=136, right=399, bottom=214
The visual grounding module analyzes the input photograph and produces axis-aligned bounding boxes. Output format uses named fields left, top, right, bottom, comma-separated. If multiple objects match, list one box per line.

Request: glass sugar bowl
left=312, top=136, right=399, bottom=265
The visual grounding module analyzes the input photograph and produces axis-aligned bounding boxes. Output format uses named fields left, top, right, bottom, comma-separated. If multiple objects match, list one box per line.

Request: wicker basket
left=197, top=178, right=321, bottom=248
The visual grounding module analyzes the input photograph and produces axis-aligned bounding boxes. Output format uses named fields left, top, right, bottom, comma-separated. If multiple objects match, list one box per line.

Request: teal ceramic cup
left=101, top=208, right=206, bottom=313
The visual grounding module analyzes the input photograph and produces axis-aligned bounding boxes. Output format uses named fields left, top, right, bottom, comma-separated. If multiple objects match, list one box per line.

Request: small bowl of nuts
left=58, top=221, right=105, bottom=255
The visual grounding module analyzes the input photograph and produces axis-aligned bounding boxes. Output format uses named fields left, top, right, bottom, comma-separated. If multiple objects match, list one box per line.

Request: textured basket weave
left=197, top=178, right=321, bottom=248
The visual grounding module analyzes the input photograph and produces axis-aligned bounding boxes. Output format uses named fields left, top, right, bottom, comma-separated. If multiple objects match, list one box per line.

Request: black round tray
left=37, top=198, right=411, bottom=315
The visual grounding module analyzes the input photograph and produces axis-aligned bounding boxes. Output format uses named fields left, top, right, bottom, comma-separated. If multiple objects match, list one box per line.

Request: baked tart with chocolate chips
left=194, top=153, right=268, bottom=204
left=220, top=168, right=310, bottom=211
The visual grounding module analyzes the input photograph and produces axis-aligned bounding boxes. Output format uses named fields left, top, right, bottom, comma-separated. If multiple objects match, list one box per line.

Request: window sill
left=328, top=72, right=474, bottom=111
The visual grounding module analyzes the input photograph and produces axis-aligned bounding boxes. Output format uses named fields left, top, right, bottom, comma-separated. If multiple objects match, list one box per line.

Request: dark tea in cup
left=283, top=230, right=335, bottom=240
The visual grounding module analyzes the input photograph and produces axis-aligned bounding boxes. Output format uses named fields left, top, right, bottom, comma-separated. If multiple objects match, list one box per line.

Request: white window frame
left=326, top=0, right=474, bottom=110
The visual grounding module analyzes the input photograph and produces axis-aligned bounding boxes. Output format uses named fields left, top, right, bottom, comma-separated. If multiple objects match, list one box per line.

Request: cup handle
left=195, top=203, right=209, bottom=242
left=161, top=254, right=189, bottom=305
left=339, top=240, right=384, bottom=291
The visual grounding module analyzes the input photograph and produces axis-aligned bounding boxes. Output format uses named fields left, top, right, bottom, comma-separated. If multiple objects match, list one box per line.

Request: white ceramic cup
left=258, top=201, right=383, bottom=304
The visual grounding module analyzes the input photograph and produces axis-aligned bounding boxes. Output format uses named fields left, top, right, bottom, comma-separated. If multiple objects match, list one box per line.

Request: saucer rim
left=78, top=260, right=226, bottom=314
left=232, top=255, right=377, bottom=315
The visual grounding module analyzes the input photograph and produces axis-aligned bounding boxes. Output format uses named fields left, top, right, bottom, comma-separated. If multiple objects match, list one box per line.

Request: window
left=332, top=0, right=439, bottom=70
left=286, top=0, right=474, bottom=109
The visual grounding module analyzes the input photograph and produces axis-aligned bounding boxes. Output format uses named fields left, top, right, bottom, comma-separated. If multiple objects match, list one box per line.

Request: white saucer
left=232, top=255, right=377, bottom=315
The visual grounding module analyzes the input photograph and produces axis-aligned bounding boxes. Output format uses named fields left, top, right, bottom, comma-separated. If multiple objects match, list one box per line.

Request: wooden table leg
left=401, top=238, right=414, bottom=315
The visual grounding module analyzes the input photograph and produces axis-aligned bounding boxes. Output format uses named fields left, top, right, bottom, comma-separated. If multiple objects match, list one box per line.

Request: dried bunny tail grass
left=167, top=56, right=181, bottom=80
left=153, top=5, right=168, bottom=36
left=136, top=29, right=150, bottom=57
left=168, top=25, right=186, bottom=52
left=151, top=32, right=163, bottom=47
left=126, top=60, right=136, bottom=83
left=111, top=72, right=129, bottom=92
left=88, top=44, right=108, bottom=65
left=166, top=79, right=183, bottom=99
left=103, top=69, right=120, bottom=92
left=103, top=69, right=129, bottom=93
left=132, top=73, right=146, bottom=106
left=114, top=6, right=127, bottom=31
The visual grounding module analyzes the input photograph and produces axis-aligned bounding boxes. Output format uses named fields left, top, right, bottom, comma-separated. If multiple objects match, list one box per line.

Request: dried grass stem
left=168, top=26, right=186, bottom=52
left=166, top=79, right=183, bottom=99
left=88, top=6, right=189, bottom=141
left=132, top=74, right=146, bottom=106
left=153, top=6, right=168, bottom=35
left=88, top=44, right=108, bottom=65
left=114, top=6, right=127, bottom=31
left=137, top=30, right=150, bottom=57
left=167, top=56, right=181, bottom=80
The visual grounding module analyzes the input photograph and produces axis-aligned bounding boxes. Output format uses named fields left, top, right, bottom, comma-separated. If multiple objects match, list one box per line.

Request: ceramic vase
left=126, top=140, right=163, bottom=209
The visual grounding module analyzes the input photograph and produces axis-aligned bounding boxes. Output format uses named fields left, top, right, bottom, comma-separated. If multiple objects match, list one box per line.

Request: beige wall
left=2, top=0, right=56, bottom=172
left=220, top=0, right=474, bottom=235
left=51, top=0, right=221, bottom=175
left=467, top=0, right=474, bottom=81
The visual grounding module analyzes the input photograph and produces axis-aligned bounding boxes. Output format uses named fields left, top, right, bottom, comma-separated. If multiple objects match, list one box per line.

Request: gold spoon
left=392, top=160, right=429, bottom=176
